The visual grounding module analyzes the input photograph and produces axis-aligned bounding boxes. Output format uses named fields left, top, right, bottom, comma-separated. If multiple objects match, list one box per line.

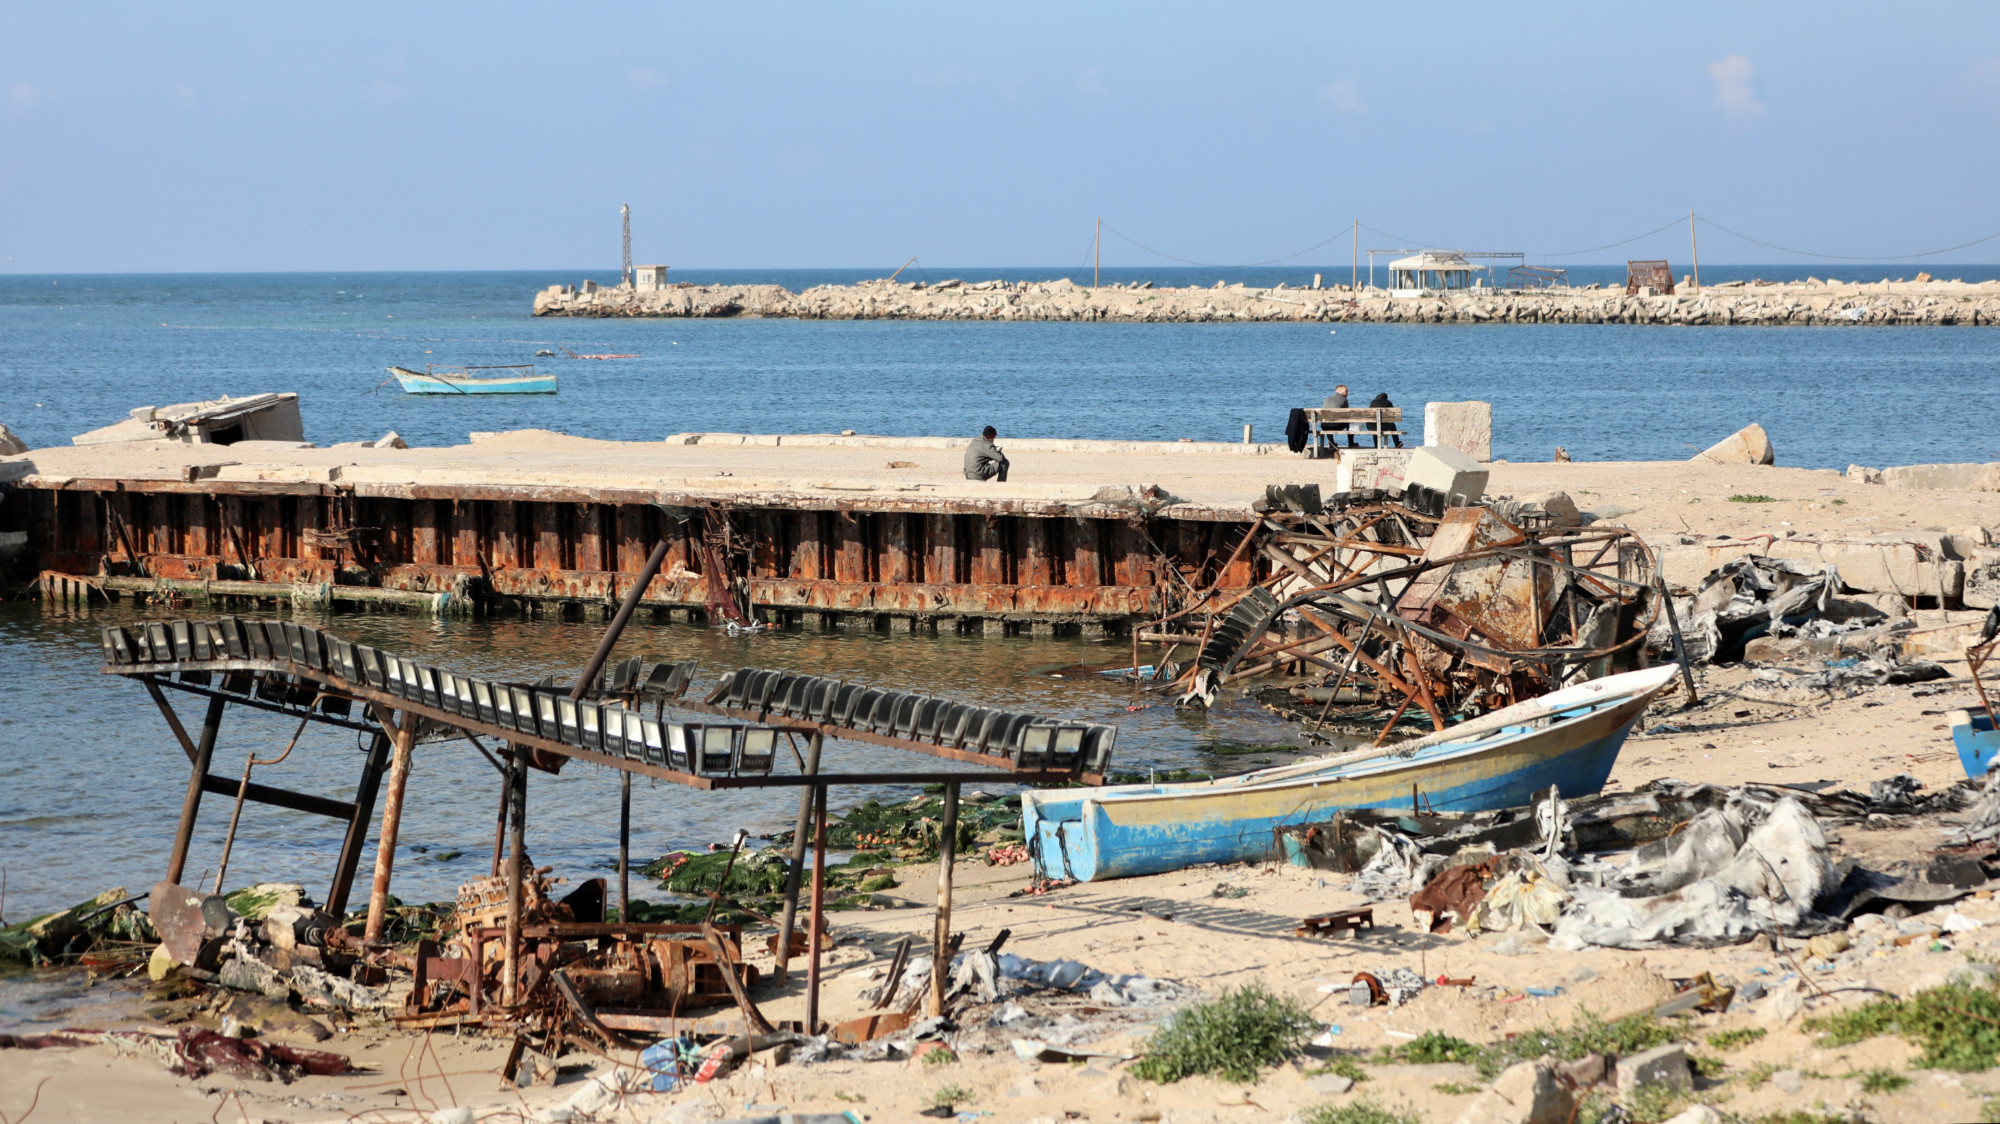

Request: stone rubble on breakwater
left=533, top=275, right=2000, bottom=326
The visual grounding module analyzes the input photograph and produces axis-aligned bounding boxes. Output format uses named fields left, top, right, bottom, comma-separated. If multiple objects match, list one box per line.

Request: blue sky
left=5, top=3, right=2000, bottom=272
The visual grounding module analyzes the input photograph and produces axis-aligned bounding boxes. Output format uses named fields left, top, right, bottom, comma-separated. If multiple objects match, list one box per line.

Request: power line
left=1695, top=214, right=2000, bottom=262
left=1530, top=217, right=1686, bottom=258
left=1098, top=223, right=1351, bottom=269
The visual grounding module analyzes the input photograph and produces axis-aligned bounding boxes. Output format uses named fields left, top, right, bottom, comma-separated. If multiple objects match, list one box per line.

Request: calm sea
left=1, top=267, right=1998, bottom=939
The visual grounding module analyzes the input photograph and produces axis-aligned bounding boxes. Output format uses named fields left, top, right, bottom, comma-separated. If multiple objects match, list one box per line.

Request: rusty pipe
left=213, top=713, right=311, bottom=895
left=569, top=537, right=671, bottom=700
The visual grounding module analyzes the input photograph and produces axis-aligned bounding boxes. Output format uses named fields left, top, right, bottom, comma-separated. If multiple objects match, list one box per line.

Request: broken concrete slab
left=1453, top=1059, right=1574, bottom=1124
left=1616, top=1044, right=1692, bottom=1092
left=1424, top=400, right=1493, bottom=462
left=1880, top=462, right=2000, bottom=492
left=1693, top=423, right=1775, bottom=466
left=0, top=423, right=26, bottom=456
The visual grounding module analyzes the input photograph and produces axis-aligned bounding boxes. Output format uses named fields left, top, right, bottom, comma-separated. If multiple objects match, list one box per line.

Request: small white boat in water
left=388, top=364, right=557, bottom=395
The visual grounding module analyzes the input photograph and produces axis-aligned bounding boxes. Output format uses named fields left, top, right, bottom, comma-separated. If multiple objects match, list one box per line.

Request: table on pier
left=1302, top=407, right=1404, bottom=456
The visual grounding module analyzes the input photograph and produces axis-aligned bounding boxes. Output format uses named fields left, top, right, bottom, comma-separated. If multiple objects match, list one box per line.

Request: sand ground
left=2, top=447, right=1997, bottom=1123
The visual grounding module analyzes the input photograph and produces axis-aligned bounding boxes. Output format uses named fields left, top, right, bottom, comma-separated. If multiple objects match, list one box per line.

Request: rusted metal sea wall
left=1, top=479, right=1259, bottom=631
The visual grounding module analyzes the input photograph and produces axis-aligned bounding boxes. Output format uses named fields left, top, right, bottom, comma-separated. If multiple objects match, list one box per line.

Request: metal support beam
left=774, top=730, right=823, bottom=985
left=326, top=731, right=392, bottom=916
left=363, top=706, right=417, bottom=943
left=571, top=537, right=670, bottom=699
left=501, top=739, right=529, bottom=1007
left=931, top=781, right=960, bottom=1017
left=618, top=771, right=632, bottom=921
left=165, top=696, right=227, bottom=885
left=805, top=784, right=828, bottom=1034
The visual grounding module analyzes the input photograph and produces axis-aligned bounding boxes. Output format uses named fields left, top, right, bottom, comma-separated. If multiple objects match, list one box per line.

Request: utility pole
left=621, top=203, right=633, bottom=288
left=1352, top=219, right=1358, bottom=291
left=1094, top=217, right=1101, bottom=289
left=1688, top=209, right=1700, bottom=292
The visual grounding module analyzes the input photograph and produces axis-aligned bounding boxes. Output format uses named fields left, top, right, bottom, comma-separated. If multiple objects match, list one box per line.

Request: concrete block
left=1692, top=423, right=1775, bottom=465
left=1615, top=1044, right=1691, bottom=1092
left=1452, top=1060, right=1574, bottom=1124
left=1847, top=464, right=1884, bottom=484
left=0, top=423, right=26, bottom=456
left=1763, top=536, right=1958, bottom=599
left=1880, top=462, right=2000, bottom=492
left=1424, top=400, right=1493, bottom=462
left=1376, top=446, right=1489, bottom=508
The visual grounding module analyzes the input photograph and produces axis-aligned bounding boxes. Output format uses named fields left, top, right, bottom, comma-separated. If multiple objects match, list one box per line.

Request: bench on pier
left=1302, top=407, right=1404, bottom=457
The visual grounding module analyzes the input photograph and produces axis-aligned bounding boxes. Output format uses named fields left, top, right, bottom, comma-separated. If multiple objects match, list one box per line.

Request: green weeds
left=928, top=1083, right=974, bottom=1108
left=1133, top=984, right=1317, bottom=1083
left=1379, top=1031, right=1480, bottom=1066
left=1708, top=1027, right=1768, bottom=1050
left=1803, top=979, right=2000, bottom=1070
left=1301, top=1100, right=1420, bottom=1124
left=1729, top=494, right=1779, bottom=503
left=1853, top=1066, right=1909, bottom=1093
left=1311, top=1054, right=1369, bottom=1083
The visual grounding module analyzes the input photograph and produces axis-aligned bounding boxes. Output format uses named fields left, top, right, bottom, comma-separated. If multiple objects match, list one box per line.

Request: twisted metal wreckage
left=1137, top=489, right=1686, bottom=737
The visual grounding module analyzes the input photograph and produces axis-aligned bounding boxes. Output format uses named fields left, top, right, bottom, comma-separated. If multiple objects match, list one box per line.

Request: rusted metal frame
left=571, top=537, right=671, bottom=699
left=193, top=775, right=355, bottom=820
left=364, top=703, right=419, bottom=943
left=1654, top=573, right=1701, bottom=707
left=931, top=781, right=959, bottom=1018
left=501, top=739, right=529, bottom=1008
left=327, top=731, right=392, bottom=916
left=806, top=783, right=829, bottom=1034
left=1225, top=634, right=1348, bottom=681
left=618, top=772, right=632, bottom=923
left=681, top=700, right=1105, bottom=782
left=141, top=672, right=379, bottom=733
left=143, top=677, right=203, bottom=761
left=1395, top=626, right=1448, bottom=731
left=1290, top=607, right=1432, bottom=713
left=214, top=712, right=312, bottom=894
left=165, top=695, right=227, bottom=885
left=1304, top=591, right=1631, bottom=668
left=701, top=923, right=776, bottom=1034
left=775, top=730, right=824, bottom=986
left=120, top=659, right=1086, bottom=787
left=107, top=491, right=148, bottom=577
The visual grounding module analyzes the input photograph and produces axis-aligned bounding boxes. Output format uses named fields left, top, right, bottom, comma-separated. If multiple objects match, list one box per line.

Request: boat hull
left=389, top=367, right=557, bottom=395
left=1954, top=710, right=2000, bottom=778
left=1025, top=684, right=1656, bottom=883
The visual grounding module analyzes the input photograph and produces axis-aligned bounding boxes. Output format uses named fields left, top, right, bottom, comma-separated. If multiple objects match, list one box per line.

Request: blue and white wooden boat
left=388, top=365, right=557, bottom=395
left=1023, top=664, right=1678, bottom=883
left=1952, top=709, right=2000, bottom=778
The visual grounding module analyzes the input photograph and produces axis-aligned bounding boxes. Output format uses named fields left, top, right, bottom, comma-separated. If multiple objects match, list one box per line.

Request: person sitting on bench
left=1324, top=384, right=1351, bottom=446
left=964, top=426, right=1010, bottom=481
left=1367, top=392, right=1403, bottom=447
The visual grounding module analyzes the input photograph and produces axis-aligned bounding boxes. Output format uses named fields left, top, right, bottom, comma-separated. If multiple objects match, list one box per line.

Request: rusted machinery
left=1149, top=495, right=1668, bottom=733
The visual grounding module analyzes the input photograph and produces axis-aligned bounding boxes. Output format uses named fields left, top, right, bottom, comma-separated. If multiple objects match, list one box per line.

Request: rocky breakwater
left=533, top=275, right=2000, bottom=326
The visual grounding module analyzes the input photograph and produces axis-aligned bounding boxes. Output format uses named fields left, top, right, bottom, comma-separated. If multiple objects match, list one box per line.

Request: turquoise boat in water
left=1023, top=664, right=1678, bottom=883
left=388, top=364, right=557, bottom=395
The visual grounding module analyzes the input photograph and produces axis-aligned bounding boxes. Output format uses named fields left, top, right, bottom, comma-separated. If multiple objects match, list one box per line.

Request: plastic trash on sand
left=1469, top=866, right=1569, bottom=932
left=1552, top=797, right=1832, bottom=950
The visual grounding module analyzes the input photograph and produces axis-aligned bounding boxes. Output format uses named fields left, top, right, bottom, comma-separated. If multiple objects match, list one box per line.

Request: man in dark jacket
left=964, top=426, right=1009, bottom=481
left=1324, top=384, right=1351, bottom=446
left=1368, top=392, right=1403, bottom=447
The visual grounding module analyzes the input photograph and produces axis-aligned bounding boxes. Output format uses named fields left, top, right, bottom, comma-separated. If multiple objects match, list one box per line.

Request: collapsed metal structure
left=99, top=563, right=1114, bottom=1044
left=1144, top=494, right=1673, bottom=733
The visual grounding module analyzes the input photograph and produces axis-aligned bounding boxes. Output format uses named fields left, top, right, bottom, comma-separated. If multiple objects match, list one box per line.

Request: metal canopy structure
left=104, top=607, right=1114, bottom=1034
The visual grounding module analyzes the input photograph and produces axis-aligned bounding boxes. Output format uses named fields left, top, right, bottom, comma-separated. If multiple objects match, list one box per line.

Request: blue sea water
left=1, top=267, right=1998, bottom=938
left=2, top=267, right=1997, bottom=467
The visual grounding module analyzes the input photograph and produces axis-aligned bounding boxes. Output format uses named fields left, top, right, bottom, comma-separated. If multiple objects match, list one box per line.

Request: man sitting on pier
left=1324, top=384, right=1351, bottom=446
left=1368, top=392, right=1404, bottom=447
left=964, top=426, right=1010, bottom=482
